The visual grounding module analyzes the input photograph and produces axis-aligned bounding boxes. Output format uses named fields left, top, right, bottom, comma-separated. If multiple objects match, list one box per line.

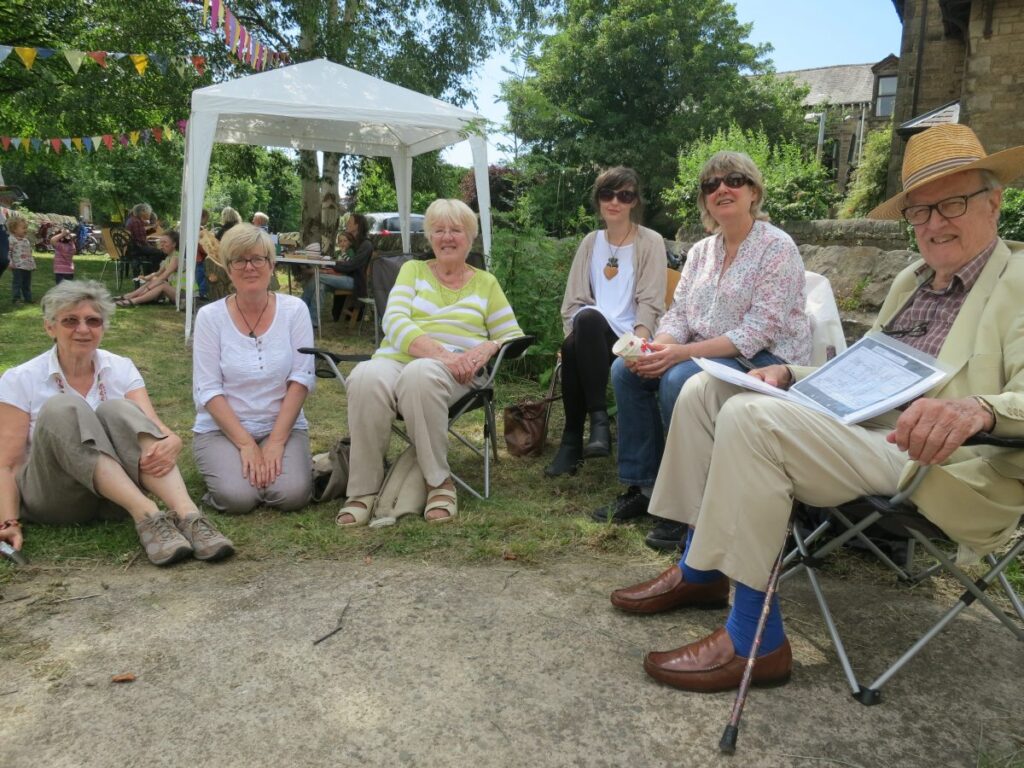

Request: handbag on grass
left=503, top=395, right=558, bottom=457
left=311, top=437, right=352, bottom=502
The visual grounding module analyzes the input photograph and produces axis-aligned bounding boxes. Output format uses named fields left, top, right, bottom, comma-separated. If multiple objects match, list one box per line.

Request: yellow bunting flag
left=63, top=50, right=86, bottom=74
left=72, top=137, right=83, bottom=151
left=203, top=0, right=210, bottom=26
left=129, top=54, right=149, bottom=76
left=15, top=47, right=37, bottom=69
left=129, top=131, right=140, bottom=145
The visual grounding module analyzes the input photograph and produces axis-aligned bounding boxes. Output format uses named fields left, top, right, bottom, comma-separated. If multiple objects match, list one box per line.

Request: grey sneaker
left=174, top=512, right=235, bottom=561
left=136, top=512, right=193, bottom=566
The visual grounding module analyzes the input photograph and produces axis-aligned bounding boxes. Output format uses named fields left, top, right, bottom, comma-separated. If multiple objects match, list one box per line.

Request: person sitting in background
left=545, top=166, right=667, bottom=478
left=338, top=199, right=523, bottom=527
left=0, top=280, right=233, bottom=566
left=191, top=223, right=315, bottom=515
left=50, top=227, right=76, bottom=284
left=115, top=232, right=188, bottom=308
left=594, top=152, right=811, bottom=553
left=610, top=124, right=1024, bottom=694
left=300, top=213, right=373, bottom=329
left=125, top=203, right=163, bottom=276
left=216, top=206, right=241, bottom=240
left=252, top=212, right=270, bottom=231
left=195, top=209, right=211, bottom=299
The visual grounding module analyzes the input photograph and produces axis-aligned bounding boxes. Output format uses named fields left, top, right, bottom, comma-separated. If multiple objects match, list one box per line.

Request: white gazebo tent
left=179, top=58, right=493, bottom=337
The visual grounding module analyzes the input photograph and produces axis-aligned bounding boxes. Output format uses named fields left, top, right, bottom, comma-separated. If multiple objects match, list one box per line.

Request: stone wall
left=676, top=218, right=908, bottom=253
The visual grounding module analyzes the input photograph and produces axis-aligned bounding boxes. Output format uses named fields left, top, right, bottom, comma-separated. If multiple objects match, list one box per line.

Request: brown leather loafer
left=610, top=565, right=730, bottom=614
left=643, top=627, right=792, bottom=693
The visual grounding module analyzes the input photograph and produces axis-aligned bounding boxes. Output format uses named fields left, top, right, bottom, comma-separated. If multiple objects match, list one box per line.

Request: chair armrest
left=475, top=336, right=537, bottom=389
left=299, top=347, right=371, bottom=382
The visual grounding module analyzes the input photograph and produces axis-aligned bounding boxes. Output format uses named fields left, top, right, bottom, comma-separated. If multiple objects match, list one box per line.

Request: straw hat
left=868, top=124, right=1024, bottom=220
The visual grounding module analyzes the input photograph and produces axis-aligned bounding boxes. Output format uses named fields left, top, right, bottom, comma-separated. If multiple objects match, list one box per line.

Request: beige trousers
left=346, top=357, right=474, bottom=495
left=649, top=374, right=917, bottom=590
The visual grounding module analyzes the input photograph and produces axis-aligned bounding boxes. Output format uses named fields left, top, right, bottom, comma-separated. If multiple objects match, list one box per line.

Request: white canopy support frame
left=178, top=58, right=492, bottom=339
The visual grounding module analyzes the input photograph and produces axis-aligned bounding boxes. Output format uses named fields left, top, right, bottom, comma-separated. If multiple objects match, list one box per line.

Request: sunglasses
left=700, top=173, right=752, bottom=196
left=58, top=316, right=104, bottom=329
left=597, top=188, right=638, bottom=204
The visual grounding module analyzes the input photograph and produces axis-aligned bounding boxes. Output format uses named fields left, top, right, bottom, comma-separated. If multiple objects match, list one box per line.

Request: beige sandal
left=336, top=494, right=376, bottom=527
left=424, top=486, right=457, bottom=524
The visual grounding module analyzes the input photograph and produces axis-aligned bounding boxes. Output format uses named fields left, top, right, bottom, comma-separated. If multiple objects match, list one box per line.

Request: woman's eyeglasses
left=229, top=256, right=270, bottom=271
left=700, top=173, right=752, bottom=196
left=58, top=316, right=104, bottom=329
left=597, top=188, right=638, bottom=204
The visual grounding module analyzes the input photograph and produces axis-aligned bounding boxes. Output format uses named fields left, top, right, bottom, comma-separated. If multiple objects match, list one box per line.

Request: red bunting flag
left=153, top=127, right=163, bottom=142
left=1, top=137, right=10, bottom=151
left=50, top=138, right=62, bottom=153
left=191, top=55, right=206, bottom=76
left=87, top=51, right=108, bottom=68
left=102, top=134, right=114, bottom=150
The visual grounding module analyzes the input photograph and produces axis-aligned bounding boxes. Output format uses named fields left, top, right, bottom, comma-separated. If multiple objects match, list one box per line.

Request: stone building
left=886, top=0, right=1024, bottom=194
left=775, top=56, right=899, bottom=193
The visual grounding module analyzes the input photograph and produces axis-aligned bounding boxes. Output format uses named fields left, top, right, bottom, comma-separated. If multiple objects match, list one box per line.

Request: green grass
left=0, top=252, right=661, bottom=574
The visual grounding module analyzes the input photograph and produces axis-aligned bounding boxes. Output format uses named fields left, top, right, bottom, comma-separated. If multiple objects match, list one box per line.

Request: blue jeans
left=12, top=268, right=32, bottom=301
left=612, top=349, right=783, bottom=487
left=300, top=272, right=354, bottom=327
left=195, top=260, right=208, bottom=298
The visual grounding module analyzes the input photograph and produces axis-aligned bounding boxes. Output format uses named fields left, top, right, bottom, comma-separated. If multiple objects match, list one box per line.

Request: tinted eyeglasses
left=597, top=188, right=638, bottom=205
left=882, top=321, right=928, bottom=338
left=229, top=256, right=270, bottom=271
left=700, top=172, right=752, bottom=196
left=58, top=316, right=104, bottom=329
left=901, top=188, right=989, bottom=226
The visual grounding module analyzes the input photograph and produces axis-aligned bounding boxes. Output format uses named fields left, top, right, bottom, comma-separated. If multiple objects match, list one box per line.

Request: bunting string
left=0, top=44, right=207, bottom=77
left=201, top=0, right=289, bottom=71
left=0, top=121, right=187, bottom=154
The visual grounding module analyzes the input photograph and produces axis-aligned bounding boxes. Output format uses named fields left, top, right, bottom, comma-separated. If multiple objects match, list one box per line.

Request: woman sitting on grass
left=0, top=280, right=233, bottom=566
left=115, top=231, right=187, bottom=308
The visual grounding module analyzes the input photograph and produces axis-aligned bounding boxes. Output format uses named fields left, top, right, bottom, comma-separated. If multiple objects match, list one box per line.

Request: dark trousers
left=11, top=268, right=32, bottom=301
left=55, top=273, right=73, bottom=284
left=0, top=225, right=8, bottom=278
left=559, top=309, right=618, bottom=433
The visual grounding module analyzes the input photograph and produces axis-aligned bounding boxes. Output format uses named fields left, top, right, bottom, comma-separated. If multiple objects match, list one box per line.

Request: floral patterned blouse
left=656, top=220, right=811, bottom=365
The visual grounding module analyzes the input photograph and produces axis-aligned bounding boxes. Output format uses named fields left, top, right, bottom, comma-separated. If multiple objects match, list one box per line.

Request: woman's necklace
left=235, top=293, right=272, bottom=338
left=604, top=225, right=634, bottom=280
left=431, top=262, right=471, bottom=291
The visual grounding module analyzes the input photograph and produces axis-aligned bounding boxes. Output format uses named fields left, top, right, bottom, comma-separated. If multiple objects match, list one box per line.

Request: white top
left=192, top=293, right=316, bottom=435
left=581, top=231, right=637, bottom=336
left=0, top=347, right=145, bottom=445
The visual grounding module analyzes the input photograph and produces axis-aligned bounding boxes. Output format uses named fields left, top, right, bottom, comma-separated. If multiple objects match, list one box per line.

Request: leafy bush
left=488, top=227, right=577, bottom=373
left=839, top=126, right=893, bottom=219
left=663, top=124, right=839, bottom=230
left=999, top=188, right=1024, bottom=241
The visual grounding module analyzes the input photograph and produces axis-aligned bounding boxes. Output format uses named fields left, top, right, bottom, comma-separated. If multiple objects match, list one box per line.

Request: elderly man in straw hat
left=607, top=123, right=1024, bottom=693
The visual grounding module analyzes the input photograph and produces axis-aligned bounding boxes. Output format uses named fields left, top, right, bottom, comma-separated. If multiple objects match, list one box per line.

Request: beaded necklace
left=54, top=369, right=107, bottom=401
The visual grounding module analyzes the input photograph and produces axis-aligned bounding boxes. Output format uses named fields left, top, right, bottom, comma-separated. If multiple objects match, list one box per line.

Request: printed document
left=695, top=333, right=951, bottom=425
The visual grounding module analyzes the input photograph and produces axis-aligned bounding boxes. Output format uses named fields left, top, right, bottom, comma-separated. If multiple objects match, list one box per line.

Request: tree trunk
left=299, top=149, right=321, bottom=246
left=321, top=151, right=342, bottom=254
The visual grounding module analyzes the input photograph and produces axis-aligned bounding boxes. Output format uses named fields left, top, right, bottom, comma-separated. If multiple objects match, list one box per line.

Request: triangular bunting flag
left=203, top=0, right=210, bottom=27
left=150, top=54, right=168, bottom=75
left=174, top=57, right=188, bottom=77
left=1, top=137, right=10, bottom=151
left=87, top=51, right=108, bottom=68
left=110, top=52, right=127, bottom=61
left=62, top=138, right=72, bottom=150
left=153, top=127, right=163, bottom=142
left=129, top=54, right=149, bottom=76
left=102, top=134, right=114, bottom=150
left=85, top=137, right=97, bottom=152
left=0, top=46, right=12, bottom=65
left=192, top=55, right=206, bottom=76
left=30, top=138, right=42, bottom=152
left=50, top=138, right=63, bottom=154
left=211, top=0, right=221, bottom=31
left=141, top=128, right=151, bottom=144
left=12, top=138, right=21, bottom=150
left=63, top=50, right=86, bottom=73
left=15, top=47, right=38, bottom=69
left=177, top=119, right=188, bottom=134
left=129, top=131, right=140, bottom=145
left=36, top=48, right=55, bottom=59
left=72, top=137, right=83, bottom=151
left=239, top=27, right=248, bottom=57
left=118, top=133, right=129, bottom=146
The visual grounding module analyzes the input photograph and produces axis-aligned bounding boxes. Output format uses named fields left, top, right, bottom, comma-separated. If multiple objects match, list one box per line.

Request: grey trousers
left=346, top=357, right=474, bottom=495
left=192, top=429, right=312, bottom=514
left=18, top=395, right=165, bottom=524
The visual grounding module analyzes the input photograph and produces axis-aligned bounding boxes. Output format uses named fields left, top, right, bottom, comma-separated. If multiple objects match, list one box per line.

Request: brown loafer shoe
left=643, top=627, right=792, bottom=693
left=610, top=565, right=729, bottom=614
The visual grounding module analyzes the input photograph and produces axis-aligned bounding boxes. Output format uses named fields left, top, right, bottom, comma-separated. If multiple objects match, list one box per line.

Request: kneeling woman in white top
left=192, top=223, right=317, bottom=514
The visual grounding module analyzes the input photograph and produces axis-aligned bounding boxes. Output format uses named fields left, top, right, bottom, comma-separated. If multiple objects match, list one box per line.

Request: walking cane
left=719, top=518, right=794, bottom=754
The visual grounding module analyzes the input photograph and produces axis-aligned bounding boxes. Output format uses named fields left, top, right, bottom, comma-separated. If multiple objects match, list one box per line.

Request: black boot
left=544, top=431, right=584, bottom=477
left=583, top=410, right=611, bottom=458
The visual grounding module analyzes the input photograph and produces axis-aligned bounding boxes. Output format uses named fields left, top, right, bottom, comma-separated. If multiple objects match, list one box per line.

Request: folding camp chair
left=301, top=335, right=535, bottom=500
left=781, top=432, right=1024, bottom=705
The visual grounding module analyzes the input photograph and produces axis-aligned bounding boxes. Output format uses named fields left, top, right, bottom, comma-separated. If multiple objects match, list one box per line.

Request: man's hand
left=748, top=365, right=793, bottom=389
left=887, top=396, right=994, bottom=465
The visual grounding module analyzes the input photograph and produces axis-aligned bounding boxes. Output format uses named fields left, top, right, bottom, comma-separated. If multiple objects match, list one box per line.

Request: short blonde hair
left=6, top=211, right=28, bottom=232
left=219, top=223, right=275, bottom=267
left=696, top=151, right=769, bottom=233
left=220, top=206, right=241, bottom=226
left=424, top=199, right=478, bottom=242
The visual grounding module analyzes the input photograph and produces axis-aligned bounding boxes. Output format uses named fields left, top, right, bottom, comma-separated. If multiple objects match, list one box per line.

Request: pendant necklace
left=604, top=226, right=634, bottom=280
left=236, top=293, right=271, bottom=338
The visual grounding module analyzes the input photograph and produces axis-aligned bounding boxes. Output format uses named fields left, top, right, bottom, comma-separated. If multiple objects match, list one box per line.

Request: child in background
left=50, top=227, right=75, bottom=283
left=8, top=214, right=35, bottom=302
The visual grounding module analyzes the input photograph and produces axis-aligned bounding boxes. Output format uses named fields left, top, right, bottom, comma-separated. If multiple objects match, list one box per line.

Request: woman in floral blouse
left=592, top=151, right=811, bottom=551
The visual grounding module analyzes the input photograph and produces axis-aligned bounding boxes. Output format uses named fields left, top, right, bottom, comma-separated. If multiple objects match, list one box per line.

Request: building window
left=876, top=75, right=897, bottom=117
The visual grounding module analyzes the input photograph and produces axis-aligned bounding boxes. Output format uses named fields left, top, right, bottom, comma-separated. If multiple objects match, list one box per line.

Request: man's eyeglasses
left=597, top=188, right=638, bottom=204
left=700, top=173, right=752, bottom=196
left=882, top=321, right=928, bottom=338
left=229, top=256, right=270, bottom=271
left=58, top=316, right=104, bottom=329
left=901, top=188, right=989, bottom=226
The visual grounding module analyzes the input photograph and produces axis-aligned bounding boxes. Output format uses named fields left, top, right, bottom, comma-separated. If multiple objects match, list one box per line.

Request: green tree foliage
left=839, top=126, right=893, bottom=219
left=664, top=124, right=839, bottom=231
left=205, top=145, right=302, bottom=231
left=1000, top=188, right=1024, bottom=241
left=352, top=155, right=464, bottom=213
left=502, top=0, right=809, bottom=235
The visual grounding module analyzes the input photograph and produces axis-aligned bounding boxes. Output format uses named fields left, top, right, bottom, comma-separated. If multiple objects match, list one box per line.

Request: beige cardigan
left=559, top=225, right=667, bottom=337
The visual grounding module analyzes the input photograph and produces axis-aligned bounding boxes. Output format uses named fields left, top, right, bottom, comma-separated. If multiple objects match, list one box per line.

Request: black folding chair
left=301, top=335, right=535, bottom=499
left=782, top=432, right=1024, bottom=705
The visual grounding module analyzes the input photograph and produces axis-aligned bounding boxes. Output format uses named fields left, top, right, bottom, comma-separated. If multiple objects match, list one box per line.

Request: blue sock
left=725, top=581, right=785, bottom=657
left=677, top=527, right=723, bottom=584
